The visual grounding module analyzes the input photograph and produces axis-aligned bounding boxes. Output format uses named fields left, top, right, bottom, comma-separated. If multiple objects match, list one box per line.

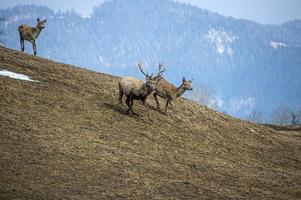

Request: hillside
left=1, top=1, right=301, bottom=121
left=0, top=46, right=301, bottom=199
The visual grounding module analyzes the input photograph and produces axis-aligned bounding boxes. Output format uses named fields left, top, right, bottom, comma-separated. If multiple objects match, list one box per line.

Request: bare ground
left=0, top=46, right=300, bottom=199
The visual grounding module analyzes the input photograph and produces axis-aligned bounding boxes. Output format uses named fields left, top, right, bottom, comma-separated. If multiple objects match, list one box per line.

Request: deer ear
left=182, top=77, right=186, bottom=82
left=43, top=19, right=47, bottom=23
left=190, top=79, right=194, bottom=83
left=37, top=18, right=40, bottom=22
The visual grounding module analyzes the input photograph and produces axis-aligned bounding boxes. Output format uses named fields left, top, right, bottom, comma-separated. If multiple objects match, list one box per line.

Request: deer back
left=155, top=78, right=177, bottom=98
left=119, top=77, right=144, bottom=96
left=19, top=24, right=36, bottom=40
left=18, top=18, right=46, bottom=40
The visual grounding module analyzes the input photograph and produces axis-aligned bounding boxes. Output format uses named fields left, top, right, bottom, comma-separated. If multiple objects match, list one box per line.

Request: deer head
left=36, top=18, right=47, bottom=29
left=138, top=62, right=166, bottom=91
left=182, top=77, right=193, bottom=91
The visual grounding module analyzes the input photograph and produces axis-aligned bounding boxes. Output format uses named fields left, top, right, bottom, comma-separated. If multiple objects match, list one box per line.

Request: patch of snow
left=216, top=44, right=225, bottom=54
left=205, top=28, right=238, bottom=56
left=270, top=41, right=289, bottom=49
left=0, top=70, right=38, bottom=82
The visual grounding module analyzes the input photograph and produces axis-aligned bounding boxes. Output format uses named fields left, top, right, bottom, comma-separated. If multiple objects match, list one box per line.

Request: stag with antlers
left=118, top=62, right=165, bottom=116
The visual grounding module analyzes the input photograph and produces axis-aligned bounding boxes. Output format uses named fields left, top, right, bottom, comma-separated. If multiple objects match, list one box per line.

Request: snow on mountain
left=270, top=41, right=289, bottom=49
left=205, top=28, right=237, bottom=56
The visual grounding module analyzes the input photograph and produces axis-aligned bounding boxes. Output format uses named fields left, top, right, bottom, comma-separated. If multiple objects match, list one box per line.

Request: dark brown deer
left=18, top=18, right=47, bottom=55
left=118, top=63, right=164, bottom=116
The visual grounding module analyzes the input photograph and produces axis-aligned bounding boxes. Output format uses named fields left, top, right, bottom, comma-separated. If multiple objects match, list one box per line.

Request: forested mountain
left=1, top=0, right=300, bottom=122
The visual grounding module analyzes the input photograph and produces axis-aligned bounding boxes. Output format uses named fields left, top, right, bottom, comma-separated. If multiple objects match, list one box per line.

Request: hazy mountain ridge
left=1, top=0, right=300, bottom=122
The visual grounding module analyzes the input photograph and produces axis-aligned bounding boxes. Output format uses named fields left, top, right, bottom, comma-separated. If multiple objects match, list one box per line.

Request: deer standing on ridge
left=153, top=65, right=193, bottom=113
left=18, top=18, right=47, bottom=55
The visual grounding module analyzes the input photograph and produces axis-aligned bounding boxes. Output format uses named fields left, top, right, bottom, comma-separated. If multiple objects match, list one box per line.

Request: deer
left=153, top=67, right=193, bottom=113
left=118, top=63, right=165, bottom=116
left=18, top=18, right=47, bottom=55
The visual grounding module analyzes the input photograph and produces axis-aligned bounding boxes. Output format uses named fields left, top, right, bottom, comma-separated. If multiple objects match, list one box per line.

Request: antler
left=138, top=62, right=150, bottom=78
left=154, top=62, right=165, bottom=78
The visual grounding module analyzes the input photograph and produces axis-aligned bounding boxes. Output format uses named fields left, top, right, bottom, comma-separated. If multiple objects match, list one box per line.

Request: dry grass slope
left=0, top=46, right=300, bottom=199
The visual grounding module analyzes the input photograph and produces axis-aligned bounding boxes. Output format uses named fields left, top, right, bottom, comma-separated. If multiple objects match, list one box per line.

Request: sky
left=0, top=0, right=301, bottom=24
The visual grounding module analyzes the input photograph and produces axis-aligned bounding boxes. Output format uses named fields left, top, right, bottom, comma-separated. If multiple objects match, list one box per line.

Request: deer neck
left=139, top=83, right=152, bottom=96
left=33, top=26, right=43, bottom=39
left=175, top=84, right=186, bottom=98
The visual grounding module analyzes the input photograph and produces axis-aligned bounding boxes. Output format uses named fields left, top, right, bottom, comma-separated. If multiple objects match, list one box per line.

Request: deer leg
left=19, top=32, right=24, bottom=52
left=22, top=40, right=25, bottom=52
left=30, top=39, right=37, bottom=55
left=126, top=95, right=133, bottom=114
left=153, top=93, right=160, bottom=110
left=33, top=42, right=37, bottom=55
left=129, top=97, right=139, bottom=115
left=125, top=96, right=130, bottom=107
left=118, top=83, right=123, bottom=104
left=20, top=38, right=24, bottom=52
left=118, top=91, right=123, bottom=104
left=142, top=100, right=150, bottom=117
left=165, top=100, right=169, bottom=113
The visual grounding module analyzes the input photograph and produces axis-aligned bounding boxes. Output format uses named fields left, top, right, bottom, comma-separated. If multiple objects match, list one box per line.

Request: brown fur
left=153, top=77, right=193, bottom=113
left=18, top=18, right=47, bottom=55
